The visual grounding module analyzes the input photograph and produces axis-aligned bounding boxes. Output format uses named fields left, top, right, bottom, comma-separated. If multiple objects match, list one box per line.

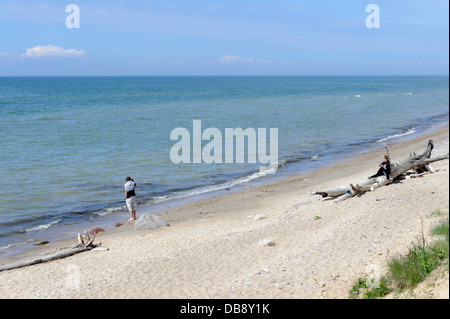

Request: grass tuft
left=349, top=213, right=449, bottom=299
left=349, top=276, right=392, bottom=299
left=388, top=242, right=446, bottom=290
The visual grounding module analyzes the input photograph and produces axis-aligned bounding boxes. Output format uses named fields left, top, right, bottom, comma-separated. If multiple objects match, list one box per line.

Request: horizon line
left=0, top=74, right=449, bottom=77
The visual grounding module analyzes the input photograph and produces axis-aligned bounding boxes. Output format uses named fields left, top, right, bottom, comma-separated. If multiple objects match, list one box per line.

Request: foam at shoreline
left=0, top=122, right=448, bottom=299
left=1, top=121, right=448, bottom=261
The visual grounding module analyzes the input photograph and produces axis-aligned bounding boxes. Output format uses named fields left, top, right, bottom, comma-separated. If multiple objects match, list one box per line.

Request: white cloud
left=220, top=55, right=254, bottom=63
left=21, top=45, right=86, bottom=58
left=219, top=55, right=272, bottom=64
left=257, top=58, right=273, bottom=64
left=0, top=51, right=19, bottom=59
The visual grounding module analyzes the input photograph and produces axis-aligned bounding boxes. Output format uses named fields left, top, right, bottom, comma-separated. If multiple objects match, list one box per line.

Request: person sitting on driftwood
left=369, top=155, right=391, bottom=180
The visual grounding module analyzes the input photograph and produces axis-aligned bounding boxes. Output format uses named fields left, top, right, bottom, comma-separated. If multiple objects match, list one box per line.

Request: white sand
left=0, top=125, right=448, bottom=299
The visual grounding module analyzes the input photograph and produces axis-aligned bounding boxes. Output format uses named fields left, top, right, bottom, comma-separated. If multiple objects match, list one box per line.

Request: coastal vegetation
left=349, top=210, right=449, bottom=299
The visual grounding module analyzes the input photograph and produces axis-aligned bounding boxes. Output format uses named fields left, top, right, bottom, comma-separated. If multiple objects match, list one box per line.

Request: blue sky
left=0, top=0, right=448, bottom=76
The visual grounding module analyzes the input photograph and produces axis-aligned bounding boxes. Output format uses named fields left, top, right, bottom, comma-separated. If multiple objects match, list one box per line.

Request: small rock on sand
left=135, top=214, right=170, bottom=231
left=258, top=238, right=276, bottom=247
left=254, top=214, right=267, bottom=221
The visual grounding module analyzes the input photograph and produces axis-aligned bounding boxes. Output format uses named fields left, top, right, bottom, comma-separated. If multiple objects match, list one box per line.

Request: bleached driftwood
left=312, top=140, right=449, bottom=202
left=0, top=230, right=100, bottom=273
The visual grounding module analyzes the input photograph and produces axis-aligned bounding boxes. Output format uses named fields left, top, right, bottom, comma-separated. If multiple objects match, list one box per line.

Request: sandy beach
left=0, top=124, right=448, bottom=299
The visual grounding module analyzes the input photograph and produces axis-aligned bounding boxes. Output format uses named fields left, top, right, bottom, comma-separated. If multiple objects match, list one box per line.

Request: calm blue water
left=0, top=76, right=448, bottom=255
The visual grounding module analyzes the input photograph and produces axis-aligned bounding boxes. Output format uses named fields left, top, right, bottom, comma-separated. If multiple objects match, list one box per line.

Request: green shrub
left=349, top=216, right=449, bottom=298
left=388, top=244, right=445, bottom=290
left=349, top=276, right=392, bottom=299
left=388, top=217, right=448, bottom=290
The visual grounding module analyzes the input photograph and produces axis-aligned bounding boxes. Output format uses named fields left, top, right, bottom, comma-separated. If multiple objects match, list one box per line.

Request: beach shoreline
left=1, top=120, right=447, bottom=260
left=1, top=76, right=448, bottom=258
left=0, top=123, right=448, bottom=299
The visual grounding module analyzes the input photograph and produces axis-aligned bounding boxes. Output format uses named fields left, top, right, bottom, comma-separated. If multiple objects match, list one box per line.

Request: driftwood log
left=312, top=140, right=449, bottom=202
left=0, top=230, right=100, bottom=273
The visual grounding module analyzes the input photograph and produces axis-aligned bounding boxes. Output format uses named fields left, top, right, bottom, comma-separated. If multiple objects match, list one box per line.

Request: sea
left=0, top=76, right=448, bottom=257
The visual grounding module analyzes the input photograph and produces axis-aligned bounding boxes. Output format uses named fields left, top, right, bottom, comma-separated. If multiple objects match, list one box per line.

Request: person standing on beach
left=369, top=155, right=391, bottom=180
left=124, top=176, right=137, bottom=220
